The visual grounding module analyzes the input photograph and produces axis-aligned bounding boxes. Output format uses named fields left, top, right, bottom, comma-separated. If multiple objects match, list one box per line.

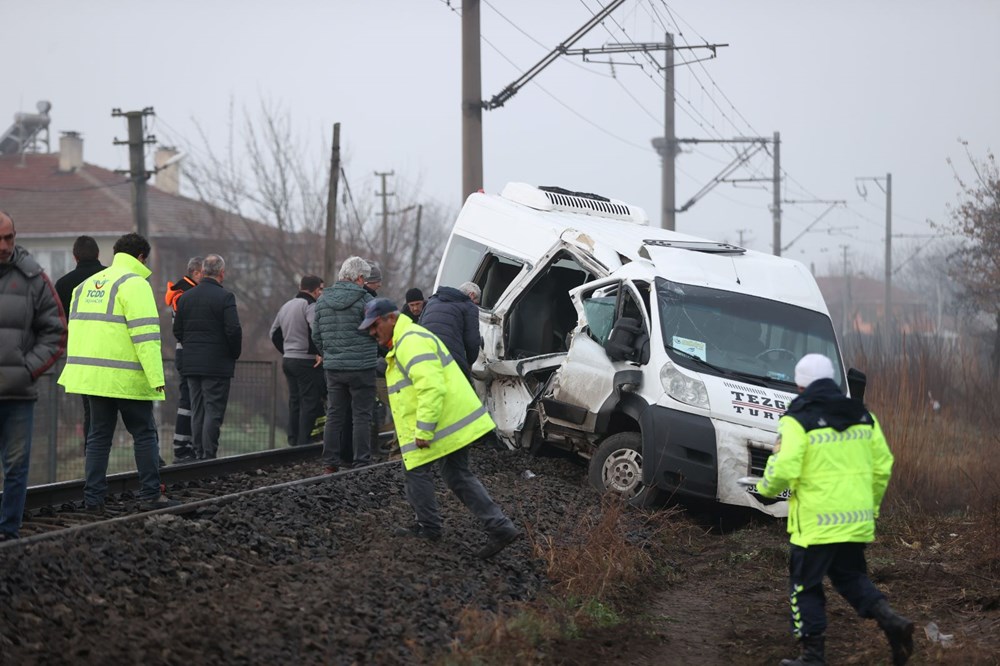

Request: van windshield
left=655, top=277, right=844, bottom=390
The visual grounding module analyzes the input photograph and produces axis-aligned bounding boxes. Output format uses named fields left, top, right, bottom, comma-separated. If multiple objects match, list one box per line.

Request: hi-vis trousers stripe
left=399, top=406, right=488, bottom=453
left=66, top=356, right=143, bottom=371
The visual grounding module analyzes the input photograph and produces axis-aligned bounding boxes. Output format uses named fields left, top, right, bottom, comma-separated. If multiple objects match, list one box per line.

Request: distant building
left=815, top=274, right=938, bottom=338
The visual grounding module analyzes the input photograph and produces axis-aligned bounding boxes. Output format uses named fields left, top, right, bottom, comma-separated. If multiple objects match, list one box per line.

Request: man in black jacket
left=54, top=235, right=105, bottom=451
left=173, top=254, right=242, bottom=459
left=419, top=282, right=481, bottom=380
left=0, top=211, right=65, bottom=541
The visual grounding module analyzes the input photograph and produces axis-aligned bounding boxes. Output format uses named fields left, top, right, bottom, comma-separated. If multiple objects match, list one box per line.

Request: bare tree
left=938, top=145, right=1000, bottom=378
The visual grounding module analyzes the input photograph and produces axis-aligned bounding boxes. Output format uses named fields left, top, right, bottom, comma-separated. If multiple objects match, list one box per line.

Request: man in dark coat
left=54, top=235, right=105, bottom=451
left=0, top=211, right=65, bottom=540
left=418, top=282, right=482, bottom=379
left=173, top=254, right=242, bottom=460
left=400, top=287, right=425, bottom=322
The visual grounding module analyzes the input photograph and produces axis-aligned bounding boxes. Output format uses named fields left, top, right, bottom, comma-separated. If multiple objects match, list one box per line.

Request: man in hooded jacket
left=757, top=354, right=914, bottom=666
left=312, top=256, right=376, bottom=472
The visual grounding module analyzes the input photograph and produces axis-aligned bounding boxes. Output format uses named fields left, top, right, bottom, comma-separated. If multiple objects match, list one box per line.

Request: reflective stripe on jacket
left=58, top=252, right=165, bottom=401
left=757, top=412, right=893, bottom=547
left=385, top=316, right=494, bottom=470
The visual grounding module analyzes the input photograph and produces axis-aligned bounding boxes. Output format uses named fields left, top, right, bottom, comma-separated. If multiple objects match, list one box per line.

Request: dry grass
left=443, top=496, right=689, bottom=665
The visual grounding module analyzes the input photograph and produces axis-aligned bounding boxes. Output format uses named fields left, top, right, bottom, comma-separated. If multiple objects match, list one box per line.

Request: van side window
left=504, top=251, right=593, bottom=359
left=475, top=254, right=525, bottom=309
left=438, top=235, right=489, bottom=290
left=582, top=288, right=618, bottom=345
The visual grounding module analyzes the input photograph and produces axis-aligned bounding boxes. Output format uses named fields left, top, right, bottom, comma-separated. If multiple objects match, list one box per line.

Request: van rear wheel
left=588, top=432, right=665, bottom=508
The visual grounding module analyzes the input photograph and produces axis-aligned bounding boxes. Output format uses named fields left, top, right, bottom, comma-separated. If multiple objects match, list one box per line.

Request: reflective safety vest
left=385, top=316, right=494, bottom=470
left=757, top=413, right=893, bottom=547
left=58, top=252, right=165, bottom=401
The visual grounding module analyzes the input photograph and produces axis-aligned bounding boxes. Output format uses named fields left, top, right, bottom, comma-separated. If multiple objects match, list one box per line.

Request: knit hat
left=794, top=354, right=835, bottom=388
left=365, top=261, right=383, bottom=284
left=405, top=288, right=424, bottom=303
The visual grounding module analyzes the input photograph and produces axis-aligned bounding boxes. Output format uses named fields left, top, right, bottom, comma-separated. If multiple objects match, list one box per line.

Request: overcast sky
left=5, top=0, right=998, bottom=277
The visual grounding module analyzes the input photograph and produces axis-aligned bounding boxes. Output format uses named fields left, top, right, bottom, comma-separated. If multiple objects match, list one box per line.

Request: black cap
left=358, top=298, right=398, bottom=329
left=405, top=288, right=424, bottom=303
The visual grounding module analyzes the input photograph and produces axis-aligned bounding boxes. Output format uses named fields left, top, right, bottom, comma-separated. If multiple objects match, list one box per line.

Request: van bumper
left=639, top=405, right=718, bottom=501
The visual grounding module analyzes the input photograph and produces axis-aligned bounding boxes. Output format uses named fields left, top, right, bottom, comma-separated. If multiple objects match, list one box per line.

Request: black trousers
left=187, top=376, right=232, bottom=459
left=788, top=542, right=885, bottom=638
left=172, top=351, right=195, bottom=460
left=282, top=357, right=326, bottom=446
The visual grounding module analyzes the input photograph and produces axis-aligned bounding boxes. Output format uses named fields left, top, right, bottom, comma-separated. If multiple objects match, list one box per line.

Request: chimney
left=58, top=131, right=83, bottom=172
left=154, top=146, right=182, bottom=195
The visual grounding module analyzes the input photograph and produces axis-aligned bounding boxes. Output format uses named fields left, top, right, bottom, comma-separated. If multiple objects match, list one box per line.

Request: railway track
left=2, top=443, right=400, bottom=548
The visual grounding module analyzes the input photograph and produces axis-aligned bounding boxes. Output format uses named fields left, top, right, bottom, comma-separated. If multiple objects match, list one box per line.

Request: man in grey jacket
left=312, top=256, right=376, bottom=472
left=270, top=275, right=325, bottom=447
left=0, top=211, right=65, bottom=540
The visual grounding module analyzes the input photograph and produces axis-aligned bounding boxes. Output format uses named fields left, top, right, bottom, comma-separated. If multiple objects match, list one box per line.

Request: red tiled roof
left=815, top=275, right=922, bottom=305
left=0, top=153, right=255, bottom=239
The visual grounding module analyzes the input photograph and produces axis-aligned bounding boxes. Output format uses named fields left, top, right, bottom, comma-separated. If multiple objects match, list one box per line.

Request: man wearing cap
left=757, top=353, right=913, bottom=666
left=361, top=297, right=519, bottom=559
left=400, top=288, right=425, bottom=321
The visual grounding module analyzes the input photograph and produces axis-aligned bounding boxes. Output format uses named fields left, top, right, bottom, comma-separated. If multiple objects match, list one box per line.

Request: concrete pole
left=462, top=0, right=483, bottom=201
left=884, top=172, right=892, bottom=336
left=375, top=170, right=395, bottom=271
left=771, top=131, right=782, bottom=256
left=324, top=123, right=341, bottom=282
left=126, top=111, right=149, bottom=239
left=662, top=32, right=676, bottom=231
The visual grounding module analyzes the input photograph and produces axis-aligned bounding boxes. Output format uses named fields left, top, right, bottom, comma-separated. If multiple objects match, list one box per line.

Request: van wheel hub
left=602, top=448, right=643, bottom=497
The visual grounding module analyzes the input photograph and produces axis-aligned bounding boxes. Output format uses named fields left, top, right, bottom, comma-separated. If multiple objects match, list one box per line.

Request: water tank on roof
left=0, top=101, right=52, bottom=155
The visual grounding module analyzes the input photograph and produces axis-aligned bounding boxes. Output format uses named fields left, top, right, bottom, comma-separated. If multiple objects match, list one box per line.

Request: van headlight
left=660, top=360, right=710, bottom=409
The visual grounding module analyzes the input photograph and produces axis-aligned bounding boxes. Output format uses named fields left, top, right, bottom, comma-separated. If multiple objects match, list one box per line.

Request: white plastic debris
left=924, top=622, right=955, bottom=648
left=521, top=469, right=536, bottom=480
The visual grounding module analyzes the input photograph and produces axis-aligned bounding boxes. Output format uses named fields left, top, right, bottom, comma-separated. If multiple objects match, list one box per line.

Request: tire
left=588, top=431, right=665, bottom=508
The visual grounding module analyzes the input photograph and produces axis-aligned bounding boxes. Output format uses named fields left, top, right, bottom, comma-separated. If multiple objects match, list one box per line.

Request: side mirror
left=604, top=317, right=650, bottom=365
left=847, top=367, right=867, bottom=402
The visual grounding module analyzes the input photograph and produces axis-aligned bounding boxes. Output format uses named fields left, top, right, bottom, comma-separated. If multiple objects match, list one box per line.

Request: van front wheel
left=589, top=432, right=665, bottom=508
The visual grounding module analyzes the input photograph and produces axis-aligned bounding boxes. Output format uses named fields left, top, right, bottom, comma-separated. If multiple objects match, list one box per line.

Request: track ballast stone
left=0, top=447, right=596, bottom=664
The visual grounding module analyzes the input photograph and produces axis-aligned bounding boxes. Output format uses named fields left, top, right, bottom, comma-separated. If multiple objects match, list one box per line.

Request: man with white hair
left=757, top=353, right=913, bottom=666
left=312, top=256, right=377, bottom=472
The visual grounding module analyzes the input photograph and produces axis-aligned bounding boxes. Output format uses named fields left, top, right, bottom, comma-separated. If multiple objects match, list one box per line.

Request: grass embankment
left=448, top=339, right=1000, bottom=663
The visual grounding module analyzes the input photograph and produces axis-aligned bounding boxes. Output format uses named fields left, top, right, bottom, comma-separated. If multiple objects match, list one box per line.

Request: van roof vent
left=500, top=182, right=648, bottom=225
left=643, top=239, right=746, bottom=255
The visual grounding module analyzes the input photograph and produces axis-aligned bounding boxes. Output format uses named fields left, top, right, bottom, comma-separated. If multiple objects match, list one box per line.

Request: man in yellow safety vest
left=59, top=233, right=180, bottom=512
left=360, top=298, right=519, bottom=559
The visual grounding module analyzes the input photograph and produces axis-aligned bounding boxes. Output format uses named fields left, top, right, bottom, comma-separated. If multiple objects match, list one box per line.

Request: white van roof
left=450, top=183, right=829, bottom=314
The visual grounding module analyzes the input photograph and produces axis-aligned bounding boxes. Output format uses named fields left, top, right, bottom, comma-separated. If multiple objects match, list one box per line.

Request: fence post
left=48, top=375, right=59, bottom=483
left=268, top=361, right=277, bottom=450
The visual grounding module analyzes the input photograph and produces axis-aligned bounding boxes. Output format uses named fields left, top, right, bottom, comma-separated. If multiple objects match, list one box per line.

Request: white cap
left=795, top=354, right=835, bottom=388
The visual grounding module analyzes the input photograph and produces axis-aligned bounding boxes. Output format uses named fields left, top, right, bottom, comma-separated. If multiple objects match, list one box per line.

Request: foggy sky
left=4, top=0, right=999, bottom=276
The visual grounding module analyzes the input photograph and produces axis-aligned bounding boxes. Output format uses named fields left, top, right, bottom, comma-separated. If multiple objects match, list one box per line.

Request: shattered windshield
left=655, top=277, right=843, bottom=389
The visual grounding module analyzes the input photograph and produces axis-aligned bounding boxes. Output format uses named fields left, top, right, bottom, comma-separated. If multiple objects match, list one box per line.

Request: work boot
left=476, top=526, right=521, bottom=560
left=392, top=523, right=441, bottom=541
left=872, top=599, right=915, bottom=665
left=139, top=495, right=182, bottom=511
left=779, top=634, right=825, bottom=665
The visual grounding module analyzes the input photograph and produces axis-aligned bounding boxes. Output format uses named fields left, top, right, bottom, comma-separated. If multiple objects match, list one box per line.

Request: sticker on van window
left=672, top=336, right=706, bottom=361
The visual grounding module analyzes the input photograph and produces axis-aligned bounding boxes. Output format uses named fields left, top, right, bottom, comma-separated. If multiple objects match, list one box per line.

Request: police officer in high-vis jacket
left=360, top=298, right=519, bottom=560
left=757, top=354, right=913, bottom=666
left=59, top=233, right=179, bottom=512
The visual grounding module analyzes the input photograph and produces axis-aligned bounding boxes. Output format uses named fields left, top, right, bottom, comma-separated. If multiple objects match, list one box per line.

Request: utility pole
left=461, top=0, right=483, bottom=200
left=112, top=107, right=155, bottom=239
left=856, top=173, right=893, bottom=336
left=662, top=32, right=676, bottom=230
left=736, top=228, right=752, bottom=246
left=324, top=123, right=341, bottom=282
left=409, top=204, right=423, bottom=288
left=375, top=170, right=395, bottom=270
left=840, top=244, right=851, bottom=338
left=771, top=131, right=781, bottom=256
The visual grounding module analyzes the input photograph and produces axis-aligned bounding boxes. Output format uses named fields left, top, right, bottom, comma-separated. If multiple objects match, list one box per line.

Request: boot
left=779, top=634, right=825, bottom=665
left=872, top=599, right=914, bottom=665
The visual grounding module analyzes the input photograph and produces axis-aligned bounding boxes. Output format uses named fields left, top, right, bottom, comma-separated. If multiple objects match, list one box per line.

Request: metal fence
left=5, top=358, right=287, bottom=488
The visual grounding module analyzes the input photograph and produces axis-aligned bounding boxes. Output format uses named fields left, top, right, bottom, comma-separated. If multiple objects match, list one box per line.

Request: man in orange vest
left=164, top=256, right=203, bottom=463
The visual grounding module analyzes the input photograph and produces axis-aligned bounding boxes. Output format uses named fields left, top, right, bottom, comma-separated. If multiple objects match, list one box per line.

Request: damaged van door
left=476, top=240, right=605, bottom=446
